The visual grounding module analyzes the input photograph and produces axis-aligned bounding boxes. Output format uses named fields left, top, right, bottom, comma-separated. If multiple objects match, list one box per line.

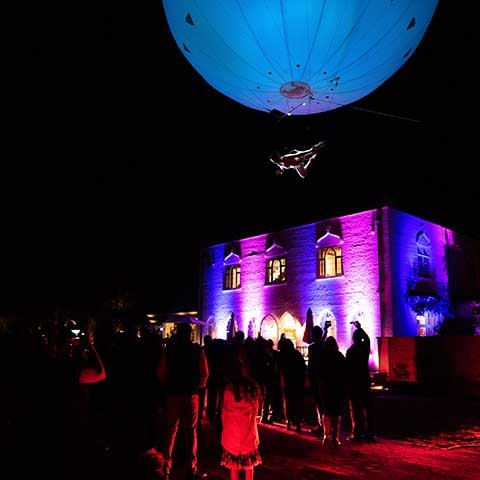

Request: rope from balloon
left=273, top=96, right=422, bottom=124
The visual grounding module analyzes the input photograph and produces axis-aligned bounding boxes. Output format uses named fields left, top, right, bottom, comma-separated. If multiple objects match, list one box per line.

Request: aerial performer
left=270, top=141, right=326, bottom=179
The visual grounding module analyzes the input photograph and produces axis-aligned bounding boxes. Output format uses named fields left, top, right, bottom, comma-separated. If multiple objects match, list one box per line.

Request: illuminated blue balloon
left=162, top=1, right=438, bottom=115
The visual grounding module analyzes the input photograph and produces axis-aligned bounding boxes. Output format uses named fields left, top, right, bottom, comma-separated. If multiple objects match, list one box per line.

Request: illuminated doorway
left=279, top=311, right=300, bottom=345
left=260, top=314, right=278, bottom=343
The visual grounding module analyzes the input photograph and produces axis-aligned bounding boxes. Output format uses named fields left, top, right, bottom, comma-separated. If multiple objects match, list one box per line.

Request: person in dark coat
left=346, top=321, right=376, bottom=442
left=252, top=337, right=278, bottom=424
left=307, top=323, right=329, bottom=434
left=202, top=335, right=221, bottom=422
left=157, top=323, right=209, bottom=479
left=319, top=336, right=346, bottom=446
left=278, top=339, right=305, bottom=432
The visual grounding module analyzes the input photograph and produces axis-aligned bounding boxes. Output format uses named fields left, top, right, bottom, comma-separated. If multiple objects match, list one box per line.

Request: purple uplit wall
left=200, top=208, right=382, bottom=369
left=199, top=206, right=478, bottom=372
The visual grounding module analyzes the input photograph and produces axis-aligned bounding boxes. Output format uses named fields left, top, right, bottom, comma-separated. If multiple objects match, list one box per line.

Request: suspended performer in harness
left=270, top=140, right=326, bottom=178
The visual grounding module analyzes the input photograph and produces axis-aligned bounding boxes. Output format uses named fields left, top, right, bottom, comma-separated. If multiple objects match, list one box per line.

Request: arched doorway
left=279, top=311, right=301, bottom=346
left=260, top=314, right=278, bottom=343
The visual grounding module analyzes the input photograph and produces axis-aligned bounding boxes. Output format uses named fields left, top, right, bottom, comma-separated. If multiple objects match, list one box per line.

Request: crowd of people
left=1, top=315, right=375, bottom=480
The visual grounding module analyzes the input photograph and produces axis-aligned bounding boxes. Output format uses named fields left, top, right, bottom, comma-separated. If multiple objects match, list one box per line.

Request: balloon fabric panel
left=162, top=0, right=439, bottom=115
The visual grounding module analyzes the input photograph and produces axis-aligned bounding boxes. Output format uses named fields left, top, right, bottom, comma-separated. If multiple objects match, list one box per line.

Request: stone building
left=199, top=206, right=480, bottom=370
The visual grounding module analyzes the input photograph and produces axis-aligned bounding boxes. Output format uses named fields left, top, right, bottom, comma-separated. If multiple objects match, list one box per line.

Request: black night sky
left=14, top=1, right=477, bottom=315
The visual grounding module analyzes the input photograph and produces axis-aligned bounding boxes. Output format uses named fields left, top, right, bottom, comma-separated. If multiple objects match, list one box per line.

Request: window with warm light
left=416, top=315, right=426, bottom=325
left=224, top=265, right=241, bottom=289
left=266, top=257, right=286, bottom=284
left=281, top=312, right=297, bottom=344
left=417, top=315, right=426, bottom=336
left=416, top=312, right=440, bottom=336
left=318, top=246, right=343, bottom=278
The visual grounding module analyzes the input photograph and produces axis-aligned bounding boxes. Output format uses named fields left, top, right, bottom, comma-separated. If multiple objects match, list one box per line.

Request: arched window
left=318, top=246, right=343, bottom=278
left=266, top=257, right=286, bottom=284
left=416, top=232, right=431, bottom=278
left=280, top=311, right=299, bottom=345
left=224, top=265, right=241, bottom=289
left=260, top=314, right=279, bottom=342
left=316, top=228, right=343, bottom=279
left=417, top=249, right=430, bottom=277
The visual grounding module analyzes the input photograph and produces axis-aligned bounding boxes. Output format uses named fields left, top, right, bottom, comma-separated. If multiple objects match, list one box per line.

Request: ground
left=199, top=423, right=480, bottom=480
left=9, top=387, right=479, bottom=480
left=192, top=391, right=480, bottom=480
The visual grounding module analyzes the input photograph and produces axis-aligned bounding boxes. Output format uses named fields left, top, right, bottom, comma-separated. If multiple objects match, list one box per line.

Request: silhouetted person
left=255, top=338, right=278, bottom=423
left=134, top=324, right=165, bottom=455
left=266, top=338, right=284, bottom=422
left=200, top=334, right=221, bottom=427
left=278, top=339, right=305, bottom=432
left=58, top=327, right=107, bottom=479
left=307, top=323, right=329, bottom=434
left=346, top=321, right=376, bottom=442
left=277, top=333, right=287, bottom=352
left=157, top=323, right=209, bottom=479
left=231, top=330, right=248, bottom=365
left=319, top=336, right=346, bottom=446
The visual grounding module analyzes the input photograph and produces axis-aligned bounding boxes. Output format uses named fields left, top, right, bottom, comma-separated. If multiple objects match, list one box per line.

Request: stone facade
left=199, top=206, right=480, bottom=370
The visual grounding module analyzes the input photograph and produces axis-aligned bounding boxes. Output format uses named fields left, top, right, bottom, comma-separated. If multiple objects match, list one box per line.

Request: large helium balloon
left=162, top=0, right=438, bottom=115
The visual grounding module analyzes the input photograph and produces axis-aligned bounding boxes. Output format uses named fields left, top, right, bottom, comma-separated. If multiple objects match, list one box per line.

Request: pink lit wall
left=200, top=208, right=383, bottom=370
left=199, top=206, right=477, bottom=372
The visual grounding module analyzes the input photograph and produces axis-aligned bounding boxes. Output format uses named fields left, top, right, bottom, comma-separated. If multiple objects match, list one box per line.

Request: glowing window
left=416, top=315, right=426, bottom=325
left=318, top=246, right=343, bottom=278
left=266, top=257, right=286, bottom=284
left=280, top=312, right=297, bottom=345
left=260, top=315, right=278, bottom=341
left=283, top=313, right=296, bottom=330
left=224, top=265, right=241, bottom=289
